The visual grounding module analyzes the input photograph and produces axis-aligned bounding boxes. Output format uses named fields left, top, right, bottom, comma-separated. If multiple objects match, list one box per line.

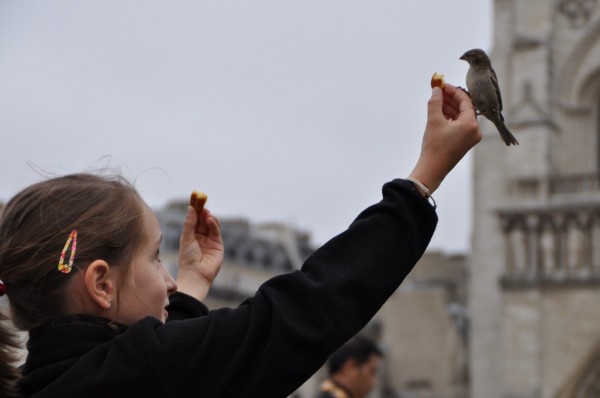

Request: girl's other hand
left=177, top=206, right=224, bottom=301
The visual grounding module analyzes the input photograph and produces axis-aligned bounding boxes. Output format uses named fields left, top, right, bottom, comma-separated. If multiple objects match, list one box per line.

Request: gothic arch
left=558, top=16, right=600, bottom=105
left=554, top=18, right=600, bottom=174
left=578, top=67, right=600, bottom=103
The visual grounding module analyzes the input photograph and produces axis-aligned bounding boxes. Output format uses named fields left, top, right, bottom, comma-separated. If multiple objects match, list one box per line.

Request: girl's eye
left=155, top=249, right=162, bottom=262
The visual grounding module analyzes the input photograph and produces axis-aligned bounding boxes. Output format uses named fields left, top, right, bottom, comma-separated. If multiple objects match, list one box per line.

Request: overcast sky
left=0, top=1, right=492, bottom=252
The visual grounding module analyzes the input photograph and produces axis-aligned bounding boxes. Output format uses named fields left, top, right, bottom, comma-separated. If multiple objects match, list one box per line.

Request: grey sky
left=0, top=1, right=492, bottom=252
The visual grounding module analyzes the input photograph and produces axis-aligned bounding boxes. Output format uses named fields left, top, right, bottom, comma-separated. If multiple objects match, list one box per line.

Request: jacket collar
left=19, top=314, right=128, bottom=395
left=320, top=379, right=353, bottom=398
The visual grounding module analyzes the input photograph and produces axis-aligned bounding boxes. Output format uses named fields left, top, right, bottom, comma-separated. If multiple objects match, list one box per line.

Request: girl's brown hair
left=0, top=173, right=146, bottom=397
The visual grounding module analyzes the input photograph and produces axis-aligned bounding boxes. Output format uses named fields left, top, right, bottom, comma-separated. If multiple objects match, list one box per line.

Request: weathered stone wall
left=471, top=1, right=600, bottom=397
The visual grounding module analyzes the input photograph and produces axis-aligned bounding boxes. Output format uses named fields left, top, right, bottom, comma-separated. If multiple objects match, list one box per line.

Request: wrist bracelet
left=407, top=177, right=437, bottom=209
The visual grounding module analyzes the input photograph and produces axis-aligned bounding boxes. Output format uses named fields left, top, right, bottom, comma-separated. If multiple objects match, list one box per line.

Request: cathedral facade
left=470, top=0, right=600, bottom=397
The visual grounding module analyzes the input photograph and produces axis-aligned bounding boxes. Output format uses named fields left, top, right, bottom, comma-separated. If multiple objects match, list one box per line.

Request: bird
left=460, top=48, right=518, bottom=146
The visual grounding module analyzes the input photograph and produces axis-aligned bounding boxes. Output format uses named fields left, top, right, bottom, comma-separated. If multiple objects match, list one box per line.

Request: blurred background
left=3, top=1, right=600, bottom=397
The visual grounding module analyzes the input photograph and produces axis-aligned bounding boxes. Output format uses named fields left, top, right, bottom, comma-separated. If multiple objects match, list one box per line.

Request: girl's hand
left=177, top=206, right=224, bottom=301
left=409, top=84, right=482, bottom=194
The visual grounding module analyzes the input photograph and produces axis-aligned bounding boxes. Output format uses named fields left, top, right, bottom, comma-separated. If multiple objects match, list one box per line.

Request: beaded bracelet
left=407, top=177, right=437, bottom=209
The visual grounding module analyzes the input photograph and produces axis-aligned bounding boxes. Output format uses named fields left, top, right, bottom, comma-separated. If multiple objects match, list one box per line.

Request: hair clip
left=0, top=279, right=6, bottom=296
left=58, top=229, right=78, bottom=274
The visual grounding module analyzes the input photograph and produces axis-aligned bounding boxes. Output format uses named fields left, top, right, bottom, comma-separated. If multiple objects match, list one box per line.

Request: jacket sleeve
left=126, top=179, right=438, bottom=397
left=165, top=292, right=209, bottom=321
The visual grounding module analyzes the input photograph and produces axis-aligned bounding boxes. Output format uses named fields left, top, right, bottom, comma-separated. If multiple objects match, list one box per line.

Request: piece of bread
left=430, top=72, right=445, bottom=90
left=190, top=190, right=208, bottom=215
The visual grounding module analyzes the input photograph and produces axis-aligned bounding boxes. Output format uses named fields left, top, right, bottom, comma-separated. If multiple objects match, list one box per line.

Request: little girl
left=0, top=84, right=481, bottom=398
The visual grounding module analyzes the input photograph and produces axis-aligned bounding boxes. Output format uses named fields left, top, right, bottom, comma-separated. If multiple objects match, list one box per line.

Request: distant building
left=154, top=199, right=315, bottom=305
left=368, top=251, right=469, bottom=398
left=470, top=1, right=600, bottom=396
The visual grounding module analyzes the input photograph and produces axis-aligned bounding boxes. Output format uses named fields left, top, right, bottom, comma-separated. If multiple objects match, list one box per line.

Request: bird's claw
left=457, top=87, right=479, bottom=117
left=457, top=86, right=470, bottom=97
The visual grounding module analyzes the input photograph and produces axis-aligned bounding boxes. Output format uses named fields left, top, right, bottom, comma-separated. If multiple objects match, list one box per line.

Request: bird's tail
left=495, top=121, right=519, bottom=146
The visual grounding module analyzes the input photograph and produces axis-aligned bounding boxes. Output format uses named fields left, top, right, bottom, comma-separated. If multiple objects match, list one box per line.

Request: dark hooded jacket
left=18, top=179, right=437, bottom=398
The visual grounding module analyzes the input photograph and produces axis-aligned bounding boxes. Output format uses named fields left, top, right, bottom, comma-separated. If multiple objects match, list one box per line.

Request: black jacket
left=18, top=179, right=437, bottom=398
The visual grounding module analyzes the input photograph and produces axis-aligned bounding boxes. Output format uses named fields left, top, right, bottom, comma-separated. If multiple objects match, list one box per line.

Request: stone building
left=373, top=251, right=469, bottom=398
left=155, top=199, right=315, bottom=290
left=470, top=1, right=600, bottom=397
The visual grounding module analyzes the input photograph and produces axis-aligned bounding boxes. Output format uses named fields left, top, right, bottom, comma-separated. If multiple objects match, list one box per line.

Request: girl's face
left=114, top=203, right=177, bottom=324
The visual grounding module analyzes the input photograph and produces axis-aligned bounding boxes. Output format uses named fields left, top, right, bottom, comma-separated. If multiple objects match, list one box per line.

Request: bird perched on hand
left=460, top=48, right=518, bottom=146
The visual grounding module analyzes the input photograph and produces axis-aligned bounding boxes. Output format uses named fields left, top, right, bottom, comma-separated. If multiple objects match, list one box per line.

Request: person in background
left=318, top=335, right=383, bottom=398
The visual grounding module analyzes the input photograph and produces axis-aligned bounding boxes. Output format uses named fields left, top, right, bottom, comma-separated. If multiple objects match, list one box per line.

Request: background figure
left=318, top=335, right=383, bottom=398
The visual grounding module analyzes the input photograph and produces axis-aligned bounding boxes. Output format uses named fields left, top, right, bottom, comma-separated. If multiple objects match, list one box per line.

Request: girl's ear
left=83, top=260, right=115, bottom=310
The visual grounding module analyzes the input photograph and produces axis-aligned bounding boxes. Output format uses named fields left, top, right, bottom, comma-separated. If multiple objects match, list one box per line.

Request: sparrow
left=460, top=48, right=518, bottom=146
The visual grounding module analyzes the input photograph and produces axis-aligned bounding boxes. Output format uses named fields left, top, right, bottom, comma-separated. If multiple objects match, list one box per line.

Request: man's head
left=327, top=335, right=383, bottom=398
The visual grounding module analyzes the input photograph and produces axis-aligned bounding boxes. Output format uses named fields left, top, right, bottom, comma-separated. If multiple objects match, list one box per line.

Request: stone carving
left=508, top=227, right=528, bottom=274
left=500, top=208, right=600, bottom=280
left=566, top=220, right=585, bottom=272
left=592, top=221, right=600, bottom=272
left=540, top=225, right=556, bottom=274
left=557, top=8, right=600, bottom=104
left=511, top=81, right=549, bottom=125
left=513, top=36, right=545, bottom=51
left=558, top=0, right=597, bottom=28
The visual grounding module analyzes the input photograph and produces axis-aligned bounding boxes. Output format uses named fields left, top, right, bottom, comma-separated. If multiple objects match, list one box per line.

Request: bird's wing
left=489, top=67, right=503, bottom=113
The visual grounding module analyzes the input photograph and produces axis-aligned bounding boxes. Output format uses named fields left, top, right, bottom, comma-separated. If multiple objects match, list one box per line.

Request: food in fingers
left=430, top=72, right=446, bottom=90
left=190, top=190, right=208, bottom=216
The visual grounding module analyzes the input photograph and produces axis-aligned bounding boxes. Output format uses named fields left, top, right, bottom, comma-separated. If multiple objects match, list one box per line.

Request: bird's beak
left=459, top=54, right=466, bottom=61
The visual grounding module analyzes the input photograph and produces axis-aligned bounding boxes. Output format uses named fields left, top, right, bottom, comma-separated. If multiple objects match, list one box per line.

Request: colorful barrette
left=57, top=229, right=78, bottom=274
